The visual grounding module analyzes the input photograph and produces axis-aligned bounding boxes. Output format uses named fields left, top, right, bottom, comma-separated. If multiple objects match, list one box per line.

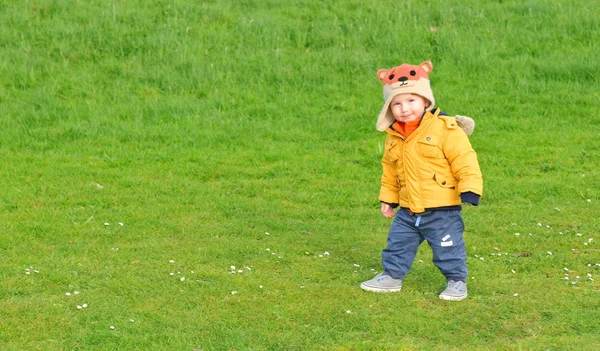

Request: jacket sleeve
left=460, top=191, right=480, bottom=206
left=379, top=139, right=400, bottom=205
left=442, top=125, right=483, bottom=197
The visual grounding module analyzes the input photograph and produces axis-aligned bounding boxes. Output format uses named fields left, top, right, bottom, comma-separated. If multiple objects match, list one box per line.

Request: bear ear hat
left=375, top=60, right=436, bottom=132
left=377, top=61, right=433, bottom=82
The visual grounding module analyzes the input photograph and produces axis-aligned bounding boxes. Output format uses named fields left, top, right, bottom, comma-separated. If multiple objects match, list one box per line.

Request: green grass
left=1, top=0, right=599, bottom=349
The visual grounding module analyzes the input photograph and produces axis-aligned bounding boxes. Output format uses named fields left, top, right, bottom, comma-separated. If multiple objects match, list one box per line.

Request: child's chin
left=396, top=117, right=417, bottom=123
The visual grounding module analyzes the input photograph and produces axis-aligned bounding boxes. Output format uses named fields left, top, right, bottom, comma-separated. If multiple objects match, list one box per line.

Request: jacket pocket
left=434, top=173, right=456, bottom=189
left=418, top=136, right=443, bottom=158
left=385, top=140, right=399, bottom=161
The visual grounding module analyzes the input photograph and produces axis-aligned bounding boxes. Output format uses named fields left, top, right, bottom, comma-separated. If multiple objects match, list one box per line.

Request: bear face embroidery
left=378, top=61, right=432, bottom=88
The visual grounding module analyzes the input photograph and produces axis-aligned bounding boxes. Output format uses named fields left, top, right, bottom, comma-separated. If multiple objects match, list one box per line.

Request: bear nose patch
left=398, top=76, right=408, bottom=82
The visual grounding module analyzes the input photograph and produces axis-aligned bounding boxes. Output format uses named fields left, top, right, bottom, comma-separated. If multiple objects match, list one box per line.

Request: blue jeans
left=382, top=209, right=468, bottom=281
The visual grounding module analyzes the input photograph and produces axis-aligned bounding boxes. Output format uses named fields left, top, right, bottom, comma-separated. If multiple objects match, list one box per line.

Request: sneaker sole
left=360, top=283, right=402, bottom=293
left=438, top=293, right=468, bottom=301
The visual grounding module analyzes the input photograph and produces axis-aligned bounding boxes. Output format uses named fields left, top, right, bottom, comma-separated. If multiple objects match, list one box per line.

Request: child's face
left=389, top=93, right=430, bottom=123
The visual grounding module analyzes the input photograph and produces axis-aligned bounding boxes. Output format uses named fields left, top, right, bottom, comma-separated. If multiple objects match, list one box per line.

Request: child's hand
left=381, top=203, right=395, bottom=218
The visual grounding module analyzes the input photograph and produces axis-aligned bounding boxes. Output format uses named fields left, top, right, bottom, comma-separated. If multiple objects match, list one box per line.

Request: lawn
left=1, top=0, right=599, bottom=350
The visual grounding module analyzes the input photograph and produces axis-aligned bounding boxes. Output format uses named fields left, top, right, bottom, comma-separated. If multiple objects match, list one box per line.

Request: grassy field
left=1, top=0, right=599, bottom=349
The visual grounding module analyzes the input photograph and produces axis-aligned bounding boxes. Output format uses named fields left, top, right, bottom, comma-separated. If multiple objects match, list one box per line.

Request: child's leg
left=382, top=209, right=424, bottom=279
left=420, top=210, right=468, bottom=281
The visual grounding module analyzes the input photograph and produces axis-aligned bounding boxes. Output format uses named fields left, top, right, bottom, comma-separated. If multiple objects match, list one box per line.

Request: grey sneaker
left=439, top=280, right=468, bottom=301
left=360, top=273, right=402, bottom=292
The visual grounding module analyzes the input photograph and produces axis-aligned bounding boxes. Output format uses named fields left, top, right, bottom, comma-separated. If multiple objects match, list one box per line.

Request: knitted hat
left=375, top=61, right=435, bottom=132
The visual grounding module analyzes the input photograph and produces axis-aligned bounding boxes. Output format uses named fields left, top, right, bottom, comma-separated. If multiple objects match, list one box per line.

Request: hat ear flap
left=420, top=61, right=433, bottom=74
left=377, top=69, right=389, bottom=81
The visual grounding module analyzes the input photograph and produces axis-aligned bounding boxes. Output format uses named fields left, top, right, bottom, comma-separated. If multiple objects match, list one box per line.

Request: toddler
left=360, top=61, right=483, bottom=301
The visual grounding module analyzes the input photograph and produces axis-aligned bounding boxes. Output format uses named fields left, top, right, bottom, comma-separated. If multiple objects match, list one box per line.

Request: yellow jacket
left=379, top=109, right=483, bottom=213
